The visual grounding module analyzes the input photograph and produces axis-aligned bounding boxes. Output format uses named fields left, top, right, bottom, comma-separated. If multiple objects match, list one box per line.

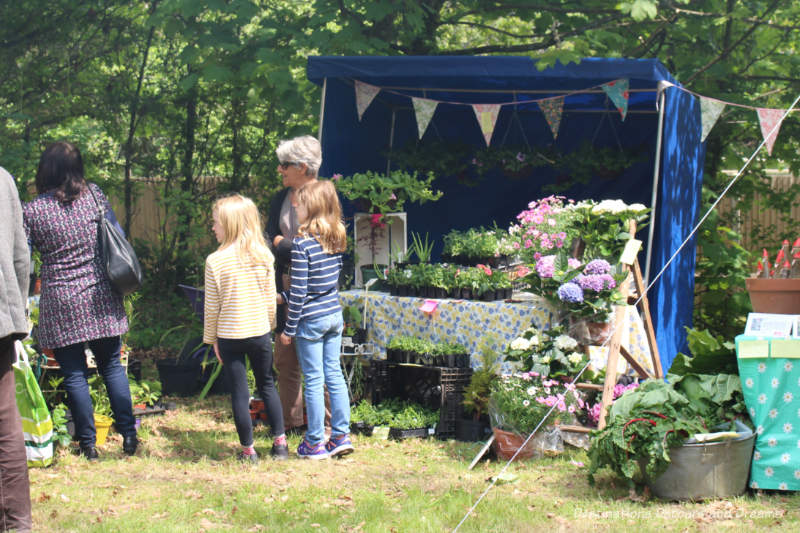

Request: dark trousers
left=218, top=333, right=284, bottom=446
left=53, top=336, right=136, bottom=448
left=0, top=336, right=32, bottom=532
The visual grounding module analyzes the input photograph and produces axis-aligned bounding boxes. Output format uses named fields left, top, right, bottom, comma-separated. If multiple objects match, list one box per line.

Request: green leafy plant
left=350, top=400, right=382, bottom=426
left=463, top=338, right=500, bottom=420
left=503, top=324, right=596, bottom=381
left=409, top=232, right=435, bottom=263
left=50, top=403, right=73, bottom=449
left=129, top=378, right=162, bottom=407
left=88, top=375, right=112, bottom=416
left=333, top=169, right=442, bottom=221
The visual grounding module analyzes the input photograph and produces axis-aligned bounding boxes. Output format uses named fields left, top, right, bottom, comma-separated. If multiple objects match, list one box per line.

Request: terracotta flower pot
left=745, top=277, right=800, bottom=314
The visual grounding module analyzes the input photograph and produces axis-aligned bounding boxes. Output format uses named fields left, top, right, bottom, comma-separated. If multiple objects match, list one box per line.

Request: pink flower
left=390, top=193, right=397, bottom=200
left=524, top=239, right=533, bottom=249
left=369, top=213, right=386, bottom=228
left=332, top=173, right=342, bottom=181
left=512, top=241, right=521, bottom=250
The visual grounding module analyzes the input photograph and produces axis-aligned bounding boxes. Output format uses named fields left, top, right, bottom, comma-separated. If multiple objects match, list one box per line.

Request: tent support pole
left=386, top=109, right=396, bottom=174
left=644, top=89, right=666, bottom=285
left=317, top=78, right=327, bottom=143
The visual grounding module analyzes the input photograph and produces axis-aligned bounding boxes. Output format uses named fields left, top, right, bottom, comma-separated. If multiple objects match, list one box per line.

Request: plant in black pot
left=458, top=342, right=499, bottom=441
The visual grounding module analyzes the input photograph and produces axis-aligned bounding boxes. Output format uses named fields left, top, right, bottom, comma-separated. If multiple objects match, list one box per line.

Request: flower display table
left=338, top=290, right=653, bottom=373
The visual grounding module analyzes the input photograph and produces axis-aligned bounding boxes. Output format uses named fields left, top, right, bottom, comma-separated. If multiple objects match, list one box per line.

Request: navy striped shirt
left=282, top=235, right=342, bottom=337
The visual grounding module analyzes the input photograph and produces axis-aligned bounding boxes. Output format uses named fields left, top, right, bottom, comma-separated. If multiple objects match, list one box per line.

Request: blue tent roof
left=307, top=55, right=705, bottom=371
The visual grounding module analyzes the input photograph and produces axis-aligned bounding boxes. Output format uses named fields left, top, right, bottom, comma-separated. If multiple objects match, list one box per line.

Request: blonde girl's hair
left=296, top=180, right=347, bottom=254
left=212, top=194, right=274, bottom=267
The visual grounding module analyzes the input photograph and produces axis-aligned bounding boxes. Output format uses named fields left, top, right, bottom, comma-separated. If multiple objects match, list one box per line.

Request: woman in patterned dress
left=23, top=141, right=138, bottom=460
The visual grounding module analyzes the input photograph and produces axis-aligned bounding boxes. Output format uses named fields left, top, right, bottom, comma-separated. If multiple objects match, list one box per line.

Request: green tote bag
left=13, top=340, right=54, bottom=467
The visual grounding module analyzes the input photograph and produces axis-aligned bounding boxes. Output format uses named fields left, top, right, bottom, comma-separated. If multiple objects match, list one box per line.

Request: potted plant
left=333, top=169, right=442, bottom=221
left=350, top=400, right=381, bottom=436
left=502, top=324, right=601, bottom=383
left=489, top=372, right=584, bottom=460
left=342, top=304, right=367, bottom=344
left=745, top=238, right=800, bottom=314
left=388, top=402, right=439, bottom=440
left=459, top=349, right=499, bottom=441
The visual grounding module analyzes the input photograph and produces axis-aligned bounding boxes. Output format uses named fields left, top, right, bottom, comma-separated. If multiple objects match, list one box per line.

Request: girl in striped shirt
left=278, top=180, right=353, bottom=459
left=204, top=195, right=287, bottom=462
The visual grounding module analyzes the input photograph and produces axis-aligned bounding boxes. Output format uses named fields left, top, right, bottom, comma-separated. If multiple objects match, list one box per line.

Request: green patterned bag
left=13, top=341, right=54, bottom=468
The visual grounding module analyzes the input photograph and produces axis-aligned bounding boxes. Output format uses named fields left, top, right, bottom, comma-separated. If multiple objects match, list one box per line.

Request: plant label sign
left=744, top=312, right=796, bottom=338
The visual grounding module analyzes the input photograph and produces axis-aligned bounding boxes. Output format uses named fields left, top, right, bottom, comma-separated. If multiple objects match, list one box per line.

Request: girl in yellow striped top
left=203, top=194, right=287, bottom=461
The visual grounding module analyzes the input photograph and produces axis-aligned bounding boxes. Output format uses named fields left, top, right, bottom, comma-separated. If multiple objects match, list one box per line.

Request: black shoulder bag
left=87, top=185, right=143, bottom=295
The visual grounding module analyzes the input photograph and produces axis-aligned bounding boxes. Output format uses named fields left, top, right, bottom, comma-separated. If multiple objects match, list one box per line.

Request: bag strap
left=85, top=183, right=105, bottom=217
left=14, top=340, right=29, bottom=366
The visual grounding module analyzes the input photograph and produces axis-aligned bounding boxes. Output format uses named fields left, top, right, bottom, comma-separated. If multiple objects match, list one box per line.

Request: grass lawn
left=29, top=395, right=800, bottom=532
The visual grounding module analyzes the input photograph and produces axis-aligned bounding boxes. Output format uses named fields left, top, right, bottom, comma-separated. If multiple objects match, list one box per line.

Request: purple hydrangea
left=577, top=274, right=605, bottom=292
left=557, top=282, right=584, bottom=303
left=584, top=259, right=612, bottom=275
left=600, top=273, right=616, bottom=289
left=536, top=255, right=556, bottom=278
left=567, top=258, right=582, bottom=269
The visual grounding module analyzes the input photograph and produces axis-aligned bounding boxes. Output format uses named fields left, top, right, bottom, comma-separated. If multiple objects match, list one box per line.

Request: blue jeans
left=53, top=336, right=136, bottom=448
left=294, top=312, right=349, bottom=445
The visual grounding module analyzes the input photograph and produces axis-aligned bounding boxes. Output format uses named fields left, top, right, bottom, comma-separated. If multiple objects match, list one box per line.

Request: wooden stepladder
left=562, top=224, right=662, bottom=433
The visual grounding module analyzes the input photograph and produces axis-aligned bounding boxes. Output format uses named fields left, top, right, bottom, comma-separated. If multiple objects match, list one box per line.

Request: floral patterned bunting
left=538, top=96, right=564, bottom=140
left=757, top=108, right=784, bottom=155
left=354, top=80, right=381, bottom=121
left=472, top=103, right=502, bottom=146
left=601, top=79, right=630, bottom=121
left=699, top=96, right=726, bottom=142
left=412, top=97, right=438, bottom=139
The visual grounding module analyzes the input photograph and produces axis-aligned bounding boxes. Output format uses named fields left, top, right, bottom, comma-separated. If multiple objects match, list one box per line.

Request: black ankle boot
left=123, top=435, right=139, bottom=456
left=78, top=445, right=99, bottom=460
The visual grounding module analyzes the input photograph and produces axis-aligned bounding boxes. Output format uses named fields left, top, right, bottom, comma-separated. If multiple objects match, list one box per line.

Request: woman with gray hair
left=266, top=135, right=323, bottom=433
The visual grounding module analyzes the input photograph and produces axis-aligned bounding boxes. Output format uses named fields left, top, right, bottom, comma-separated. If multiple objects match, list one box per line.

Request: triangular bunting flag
left=354, top=80, right=380, bottom=121
left=699, top=96, right=725, bottom=142
left=472, top=104, right=502, bottom=146
left=412, top=97, right=438, bottom=139
left=757, top=108, right=784, bottom=155
left=601, top=79, right=630, bottom=120
left=538, top=97, right=564, bottom=140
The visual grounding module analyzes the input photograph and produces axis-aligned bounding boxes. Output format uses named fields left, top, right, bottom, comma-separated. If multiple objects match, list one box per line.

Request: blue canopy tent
left=306, top=56, right=705, bottom=371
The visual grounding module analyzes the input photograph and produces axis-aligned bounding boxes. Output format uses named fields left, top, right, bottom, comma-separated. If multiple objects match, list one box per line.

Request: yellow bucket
left=94, top=414, right=113, bottom=446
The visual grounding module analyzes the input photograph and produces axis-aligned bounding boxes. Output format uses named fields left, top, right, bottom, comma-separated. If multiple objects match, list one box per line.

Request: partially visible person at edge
left=0, top=166, right=33, bottom=532
left=203, top=194, right=287, bottom=462
left=279, top=180, right=353, bottom=459
left=266, top=135, right=323, bottom=433
left=22, top=141, right=138, bottom=460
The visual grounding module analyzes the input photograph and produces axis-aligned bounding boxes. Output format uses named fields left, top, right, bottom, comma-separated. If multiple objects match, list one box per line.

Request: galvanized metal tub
left=646, top=431, right=756, bottom=501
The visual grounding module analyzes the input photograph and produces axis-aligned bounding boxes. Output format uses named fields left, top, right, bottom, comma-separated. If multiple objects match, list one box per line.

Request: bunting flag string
left=538, top=97, right=564, bottom=140
left=412, top=97, right=438, bottom=139
left=472, top=104, right=501, bottom=146
left=354, top=80, right=381, bottom=121
left=601, top=79, right=630, bottom=121
left=700, top=97, right=726, bottom=142
left=350, top=76, right=797, bottom=151
left=757, top=108, right=785, bottom=155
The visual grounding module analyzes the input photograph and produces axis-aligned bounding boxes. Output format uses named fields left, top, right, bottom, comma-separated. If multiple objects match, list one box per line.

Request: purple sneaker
left=297, top=439, right=329, bottom=460
left=325, top=434, right=354, bottom=458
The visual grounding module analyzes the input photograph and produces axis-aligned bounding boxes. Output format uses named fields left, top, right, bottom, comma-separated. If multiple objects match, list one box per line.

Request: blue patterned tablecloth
left=736, top=336, right=800, bottom=491
left=339, top=290, right=653, bottom=374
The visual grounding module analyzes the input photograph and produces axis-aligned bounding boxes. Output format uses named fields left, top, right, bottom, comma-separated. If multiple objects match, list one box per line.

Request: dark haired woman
left=23, top=141, right=138, bottom=460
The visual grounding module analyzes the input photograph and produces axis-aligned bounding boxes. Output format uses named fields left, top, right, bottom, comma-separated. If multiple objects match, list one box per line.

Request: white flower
left=795, top=470, right=800, bottom=480
left=750, top=407, right=756, bottom=417
left=567, top=352, right=583, bottom=365
left=779, top=483, right=788, bottom=490
left=528, top=335, right=539, bottom=347
left=758, top=393, right=767, bottom=404
left=785, top=423, right=794, bottom=433
left=758, top=363, right=767, bottom=373
left=769, top=409, right=779, bottom=419
left=771, top=377, right=780, bottom=388
left=628, top=203, right=647, bottom=213
left=554, top=334, right=578, bottom=351
left=510, top=337, right=531, bottom=351
left=781, top=453, right=791, bottom=464
left=541, top=355, right=551, bottom=364
left=785, top=362, right=794, bottom=372
left=785, top=392, right=794, bottom=403
left=754, top=451, right=761, bottom=461
left=765, top=467, right=774, bottom=477
left=522, top=400, right=530, bottom=407
left=592, top=199, right=628, bottom=214
left=526, top=386, right=536, bottom=396
left=768, top=437, right=778, bottom=447
left=757, top=425, right=765, bottom=435
left=745, top=378, right=754, bottom=388
left=751, top=481, right=759, bottom=489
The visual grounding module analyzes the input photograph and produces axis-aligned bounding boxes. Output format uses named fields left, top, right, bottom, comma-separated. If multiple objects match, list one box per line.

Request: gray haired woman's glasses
left=279, top=161, right=300, bottom=169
